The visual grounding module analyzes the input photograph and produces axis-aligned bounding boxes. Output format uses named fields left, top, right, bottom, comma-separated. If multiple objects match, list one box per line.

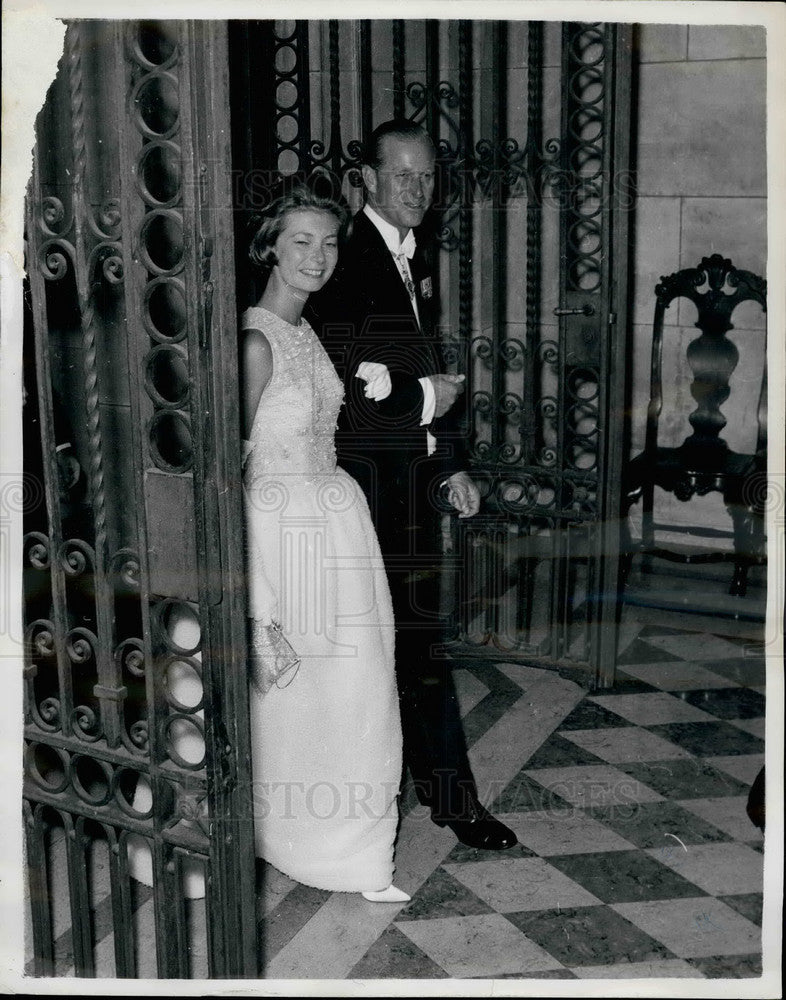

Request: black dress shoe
left=435, top=802, right=518, bottom=851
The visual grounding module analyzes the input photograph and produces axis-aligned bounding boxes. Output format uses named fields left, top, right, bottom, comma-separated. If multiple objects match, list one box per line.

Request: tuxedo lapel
left=353, top=212, right=427, bottom=330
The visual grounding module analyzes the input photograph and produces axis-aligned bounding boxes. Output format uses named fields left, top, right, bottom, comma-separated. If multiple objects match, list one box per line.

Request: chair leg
left=620, top=501, right=637, bottom=587
left=729, top=560, right=749, bottom=598
left=641, top=483, right=655, bottom=578
left=727, top=503, right=753, bottom=597
left=521, top=555, right=536, bottom=636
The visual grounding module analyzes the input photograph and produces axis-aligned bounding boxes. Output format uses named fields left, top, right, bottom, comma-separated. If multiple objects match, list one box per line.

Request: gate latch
left=553, top=305, right=595, bottom=316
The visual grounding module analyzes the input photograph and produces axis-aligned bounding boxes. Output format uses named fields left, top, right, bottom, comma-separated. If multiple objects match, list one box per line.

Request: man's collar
left=363, top=204, right=416, bottom=259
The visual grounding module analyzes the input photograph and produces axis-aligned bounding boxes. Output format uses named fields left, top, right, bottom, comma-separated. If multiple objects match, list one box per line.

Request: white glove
left=355, top=361, right=392, bottom=401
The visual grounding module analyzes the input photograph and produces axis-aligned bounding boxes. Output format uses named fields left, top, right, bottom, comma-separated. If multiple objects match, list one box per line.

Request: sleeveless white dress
left=242, top=307, right=402, bottom=892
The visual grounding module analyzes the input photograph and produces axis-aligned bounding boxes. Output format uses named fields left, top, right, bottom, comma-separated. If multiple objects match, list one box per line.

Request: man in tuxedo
left=308, top=119, right=517, bottom=851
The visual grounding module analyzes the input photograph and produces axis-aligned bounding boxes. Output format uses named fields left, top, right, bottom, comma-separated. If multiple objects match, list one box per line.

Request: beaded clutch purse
left=248, top=618, right=301, bottom=695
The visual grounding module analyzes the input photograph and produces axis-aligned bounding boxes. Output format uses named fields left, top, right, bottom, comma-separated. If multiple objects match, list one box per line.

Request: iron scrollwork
left=309, top=22, right=363, bottom=184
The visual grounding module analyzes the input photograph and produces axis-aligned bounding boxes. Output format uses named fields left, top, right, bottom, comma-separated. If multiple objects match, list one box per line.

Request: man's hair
left=249, top=183, right=352, bottom=271
left=362, top=118, right=435, bottom=171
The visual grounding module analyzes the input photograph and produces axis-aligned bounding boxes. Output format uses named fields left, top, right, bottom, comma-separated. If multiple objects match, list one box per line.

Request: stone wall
left=629, top=23, right=767, bottom=542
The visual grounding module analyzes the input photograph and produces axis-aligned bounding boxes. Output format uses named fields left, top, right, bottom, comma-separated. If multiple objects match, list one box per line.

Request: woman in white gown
left=239, top=185, right=407, bottom=902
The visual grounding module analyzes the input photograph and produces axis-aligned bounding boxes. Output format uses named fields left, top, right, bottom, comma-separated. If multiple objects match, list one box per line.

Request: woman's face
left=272, top=208, right=340, bottom=295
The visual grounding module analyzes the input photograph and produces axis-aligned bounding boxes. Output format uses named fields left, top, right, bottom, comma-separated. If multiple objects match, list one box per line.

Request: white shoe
left=361, top=885, right=411, bottom=903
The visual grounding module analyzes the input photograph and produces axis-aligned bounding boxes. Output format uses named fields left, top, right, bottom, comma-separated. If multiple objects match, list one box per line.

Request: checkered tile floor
left=29, top=622, right=772, bottom=982
left=338, top=626, right=768, bottom=981
left=248, top=622, right=771, bottom=982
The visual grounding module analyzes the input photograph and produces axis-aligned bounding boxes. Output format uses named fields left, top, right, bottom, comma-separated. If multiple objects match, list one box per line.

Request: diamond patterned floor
left=250, top=621, right=770, bottom=982
left=28, top=620, right=773, bottom=983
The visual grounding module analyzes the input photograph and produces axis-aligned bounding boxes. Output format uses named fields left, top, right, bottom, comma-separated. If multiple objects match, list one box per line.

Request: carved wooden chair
left=623, top=254, right=767, bottom=597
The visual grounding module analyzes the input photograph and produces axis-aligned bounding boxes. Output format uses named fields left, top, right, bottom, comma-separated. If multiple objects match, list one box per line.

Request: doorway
left=22, top=16, right=635, bottom=978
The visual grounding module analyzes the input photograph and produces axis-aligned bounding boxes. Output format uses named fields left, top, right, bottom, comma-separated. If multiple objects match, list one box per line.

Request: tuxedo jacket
left=307, top=210, right=467, bottom=558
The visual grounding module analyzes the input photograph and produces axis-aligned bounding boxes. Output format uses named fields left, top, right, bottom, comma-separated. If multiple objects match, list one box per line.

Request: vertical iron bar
left=487, top=22, right=506, bottom=641
left=521, top=522, right=535, bottom=639
left=106, top=826, right=135, bottom=978
left=478, top=528, right=488, bottom=643
left=456, top=529, right=467, bottom=641
left=328, top=21, right=343, bottom=177
left=202, top=18, right=256, bottom=976
left=490, top=20, right=505, bottom=468
left=424, top=21, right=439, bottom=139
left=170, top=851, right=190, bottom=978
left=358, top=20, right=373, bottom=138
left=25, top=802, right=55, bottom=976
left=296, top=21, right=312, bottom=172
left=455, top=21, right=473, bottom=645
left=184, top=19, right=257, bottom=976
left=465, top=527, right=476, bottom=643
left=181, top=18, right=219, bottom=976
left=458, top=22, right=473, bottom=362
left=272, top=21, right=311, bottom=175
left=582, top=518, right=593, bottom=665
left=64, top=813, right=94, bottom=976
left=496, top=525, right=507, bottom=644
left=525, top=22, right=543, bottom=468
left=593, top=22, right=634, bottom=686
left=113, top=14, right=163, bottom=762
left=463, top=526, right=475, bottom=642
left=546, top=526, right=557, bottom=658
left=24, top=183, right=74, bottom=739
left=567, top=524, right=575, bottom=658
left=392, top=20, right=405, bottom=119
left=484, top=525, right=494, bottom=640
left=557, top=23, right=572, bottom=515
left=205, top=871, right=218, bottom=980
left=113, top=20, right=175, bottom=976
left=560, top=524, right=571, bottom=658
left=514, top=520, right=526, bottom=640
left=64, top=23, right=121, bottom=748
left=551, top=22, right=588, bottom=667
left=151, top=838, right=183, bottom=978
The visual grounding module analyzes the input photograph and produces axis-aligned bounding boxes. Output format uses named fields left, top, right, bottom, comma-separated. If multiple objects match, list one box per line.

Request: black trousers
left=384, top=552, right=479, bottom=823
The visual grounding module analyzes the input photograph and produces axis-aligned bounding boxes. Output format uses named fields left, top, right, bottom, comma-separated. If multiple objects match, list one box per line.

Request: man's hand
left=429, top=373, right=465, bottom=418
left=446, top=470, right=481, bottom=518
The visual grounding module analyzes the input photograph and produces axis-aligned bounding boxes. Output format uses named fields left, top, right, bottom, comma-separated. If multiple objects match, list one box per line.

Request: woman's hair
left=248, top=183, right=352, bottom=271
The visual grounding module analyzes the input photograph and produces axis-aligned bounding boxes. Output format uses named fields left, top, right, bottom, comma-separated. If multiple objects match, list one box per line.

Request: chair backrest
left=645, top=254, right=767, bottom=460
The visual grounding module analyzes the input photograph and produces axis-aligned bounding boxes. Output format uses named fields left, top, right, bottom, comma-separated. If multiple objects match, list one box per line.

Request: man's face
left=363, top=134, right=436, bottom=239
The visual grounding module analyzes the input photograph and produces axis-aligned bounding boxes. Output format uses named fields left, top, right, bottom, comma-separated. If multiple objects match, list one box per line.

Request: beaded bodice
left=243, top=307, right=344, bottom=481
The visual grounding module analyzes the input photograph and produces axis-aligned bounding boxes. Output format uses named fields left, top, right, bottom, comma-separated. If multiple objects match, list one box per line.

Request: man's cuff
left=419, top=376, right=436, bottom=425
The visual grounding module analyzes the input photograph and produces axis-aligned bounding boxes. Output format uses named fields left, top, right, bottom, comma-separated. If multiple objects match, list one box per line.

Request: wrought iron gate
left=234, top=19, right=634, bottom=684
left=23, top=20, right=257, bottom=978
left=22, top=16, right=634, bottom=979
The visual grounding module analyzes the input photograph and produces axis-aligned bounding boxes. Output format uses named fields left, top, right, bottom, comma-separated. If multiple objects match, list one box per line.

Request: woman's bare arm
left=239, top=327, right=273, bottom=439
